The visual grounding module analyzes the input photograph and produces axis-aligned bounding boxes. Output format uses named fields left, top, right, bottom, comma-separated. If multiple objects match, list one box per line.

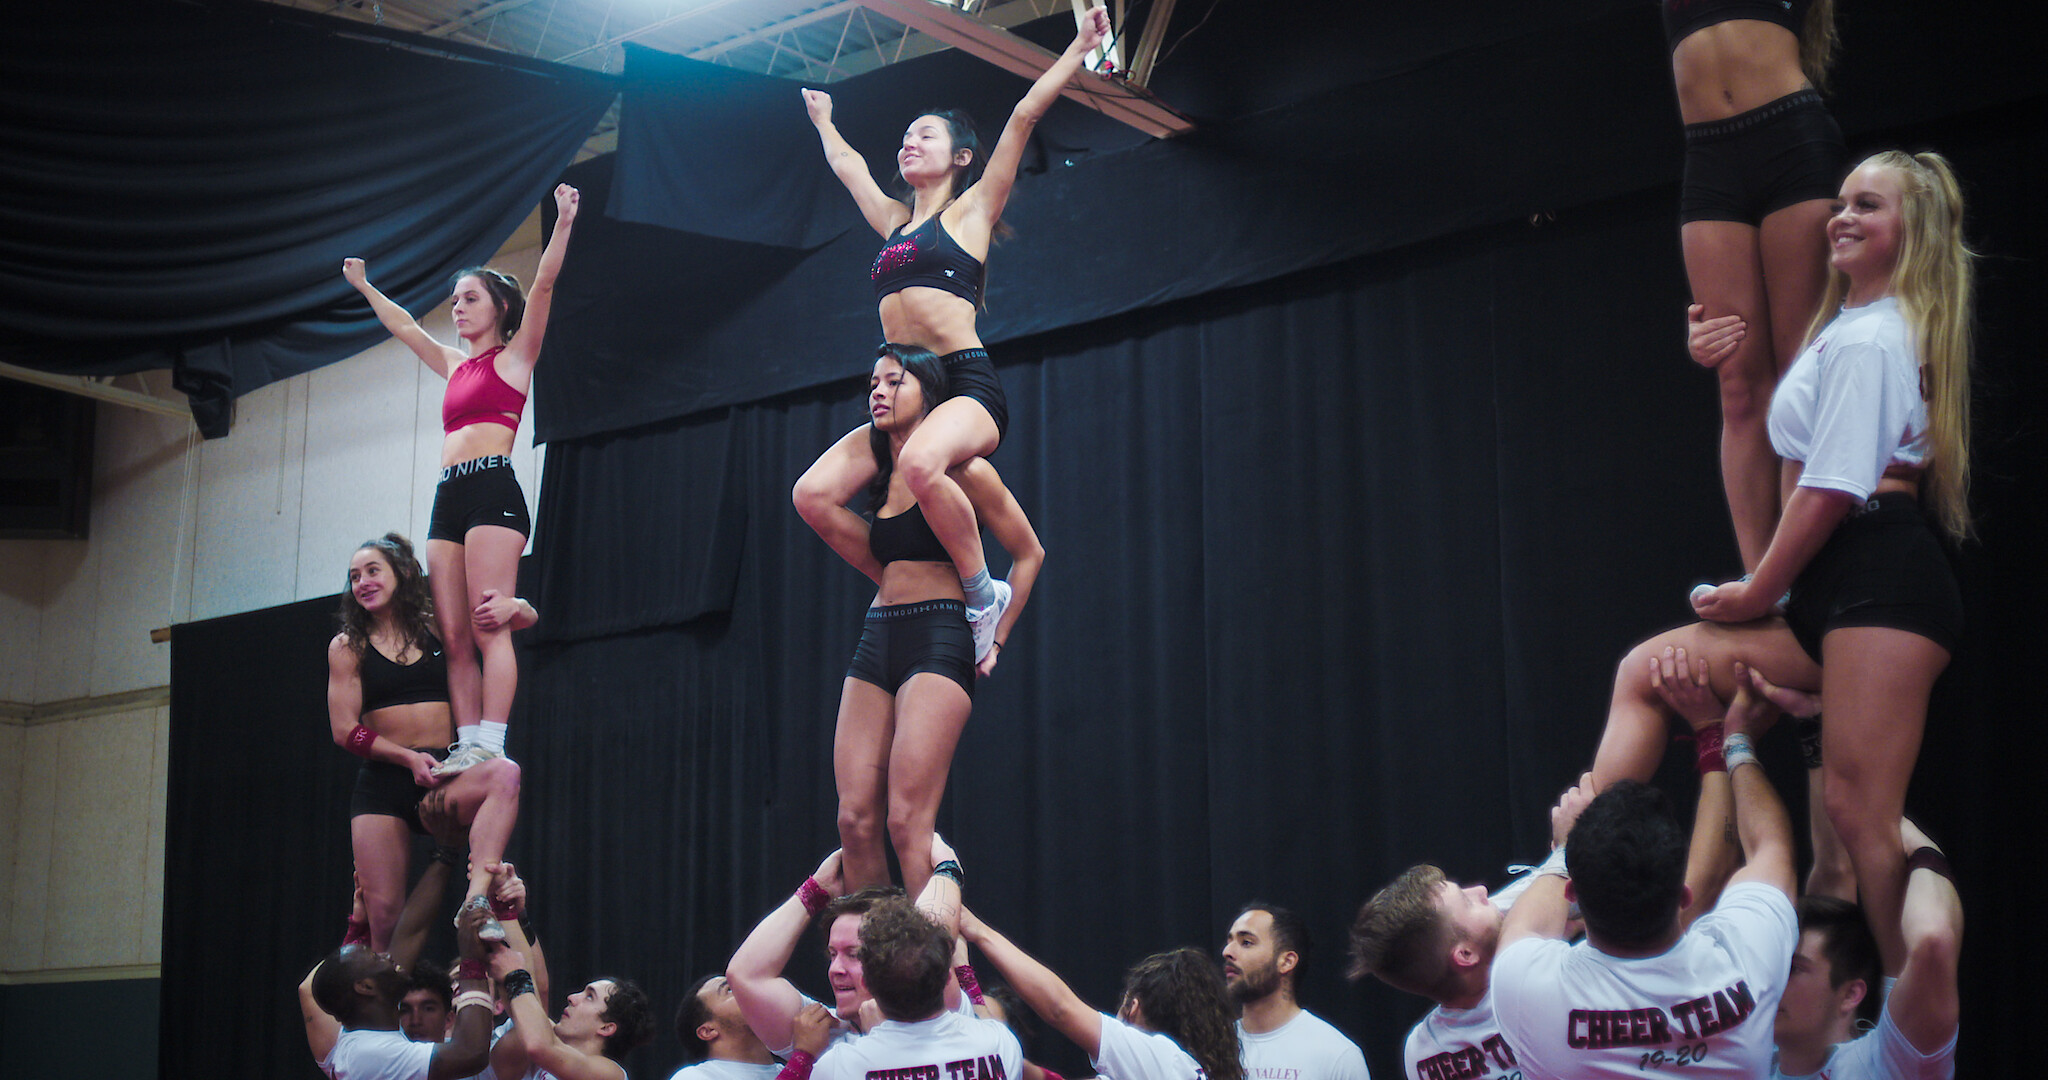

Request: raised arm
left=958, top=908, right=1102, bottom=1058
left=430, top=906, right=498, bottom=1080
left=1721, top=678, right=1797, bottom=898
left=1499, top=773, right=1597, bottom=950
left=1645, top=648, right=1741, bottom=924
left=963, top=5, right=1110, bottom=227
left=730, top=851, right=846, bottom=1052
left=299, top=959, right=342, bottom=1068
left=500, top=184, right=580, bottom=378
left=802, top=89, right=912, bottom=238
left=341, top=258, right=465, bottom=377
left=388, top=842, right=457, bottom=971
left=955, top=459, right=1044, bottom=678
left=328, top=636, right=440, bottom=790
left=491, top=944, right=622, bottom=1080
left=1887, top=819, right=1961, bottom=1054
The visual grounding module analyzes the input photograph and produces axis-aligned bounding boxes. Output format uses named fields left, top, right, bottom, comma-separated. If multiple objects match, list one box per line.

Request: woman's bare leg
left=463, top=524, right=526, bottom=732
left=1820, top=626, right=1948, bottom=974
left=1758, top=199, right=1836, bottom=376
left=427, top=539, right=477, bottom=733
left=1682, top=219, right=1779, bottom=573
left=1591, top=618, right=1819, bottom=788
left=896, top=398, right=1000, bottom=581
left=835, top=677, right=897, bottom=891
left=886, top=672, right=973, bottom=902
left=439, top=757, right=523, bottom=902
left=351, top=814, right=413, bottom=952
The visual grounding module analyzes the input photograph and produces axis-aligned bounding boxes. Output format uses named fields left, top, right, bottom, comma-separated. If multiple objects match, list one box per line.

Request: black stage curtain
left=0, top=1, right=613, bottom=436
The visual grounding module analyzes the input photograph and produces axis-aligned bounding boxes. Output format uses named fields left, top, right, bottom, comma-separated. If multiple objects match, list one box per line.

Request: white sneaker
left=431, top=742, right=504, bottom=778
left=965, top=580, right=1012, bottom=663
left=456, top=893, right=506, bottom=942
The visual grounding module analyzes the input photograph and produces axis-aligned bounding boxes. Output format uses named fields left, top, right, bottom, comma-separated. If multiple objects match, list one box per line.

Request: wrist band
left=932, top=860, right=964, bottom=887
left=502, top=968, right=536, bottom=998
left=455, top=958, right=487, bottom=982
left=1693, top=722, right=1726, bottom=775
left=344, top=723, right=378, bottom=759
left=955, top=963, right=985, bottom=1006
left=342, top=915, right=370, bottom=948
left=1797, top=715, right=1824, bottom=770
left=797, top=877, right=831, bottom=917
left=431, top=844, right=465, bottom=869
left=452, top=989, right=495, bottom=1013
left=1906, top=845, right=1955, bottom=883
left=1722, top=732, right=1759, bottom=771
left=778, top=1050, right=817, bottom=1080
left=491, top=896, right=519, bottom=922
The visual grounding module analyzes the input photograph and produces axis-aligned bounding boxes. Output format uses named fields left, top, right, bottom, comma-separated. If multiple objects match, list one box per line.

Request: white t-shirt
left=1768, top=297, right=1929, bottom=501
left=668, top=1060, right=782, bottom=1080
left=1237, top=1009, right=1369, bottom=1080
left=1771, top=1004, right=1958, bottom=1080
left=1402, top=989, right=1522, bottom=1079
left=810, top=1009, right=1021, bottom=1080
left=329, top=1027, right=436, bottom=1080
left=1094, top=1013, right=1207, bottom=1080
left=1492, top=881, right=1798, bottom=1079
left=769, top=994, right=862, bottom=1059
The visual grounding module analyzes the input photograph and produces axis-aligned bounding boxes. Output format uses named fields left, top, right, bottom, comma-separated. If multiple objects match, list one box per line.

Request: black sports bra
left=1663, top=0, right=1808, bottom=49
left=358, top=636, right=448, bottom=714
left=869, top=503, right=952, bottom=567
left=872, top=215, right=984, bottom=306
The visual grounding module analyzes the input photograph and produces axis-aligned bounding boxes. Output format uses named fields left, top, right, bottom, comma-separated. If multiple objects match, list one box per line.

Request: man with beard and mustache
left=1223, top=904, right=1369, bottom=1080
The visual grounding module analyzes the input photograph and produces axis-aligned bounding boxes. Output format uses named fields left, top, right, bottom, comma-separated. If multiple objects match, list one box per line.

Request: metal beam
left=0, top=363, right=191, bottom=421
left=687, top=1, right=861, bottom=60
left=549, top=0, right=760, bottom=64
left=855, top=0, right=1190, bottom=137
left=423, top=0, right=544, bottom=38
left=1126, top=0, right=1175, bottom=87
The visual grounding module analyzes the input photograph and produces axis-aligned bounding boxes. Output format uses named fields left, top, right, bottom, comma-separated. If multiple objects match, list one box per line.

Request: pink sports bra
left=442, top=346, right=528, bottom=434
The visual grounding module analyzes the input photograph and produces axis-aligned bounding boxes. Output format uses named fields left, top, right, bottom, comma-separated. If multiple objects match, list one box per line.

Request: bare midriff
left=880, top=287, right=982, bottom=355
left=441, top=421, right=519, bottom=470
left=873, top=560, right=967, bottom=608
left=365, top=700, right=455, bottom=751
left=1671, top=21, right=1809, bottom=124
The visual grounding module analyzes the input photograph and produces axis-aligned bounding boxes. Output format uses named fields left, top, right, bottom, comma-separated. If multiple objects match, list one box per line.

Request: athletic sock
left=478, top=721, right=508, bottom=754
left=452, top=724, right=479, bottom=747
left=961, top=567, right=996, bottom=610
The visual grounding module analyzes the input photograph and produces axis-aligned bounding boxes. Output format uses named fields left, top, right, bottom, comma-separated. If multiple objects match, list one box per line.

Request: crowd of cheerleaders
left=308, top=2, right=1972, bottom=1079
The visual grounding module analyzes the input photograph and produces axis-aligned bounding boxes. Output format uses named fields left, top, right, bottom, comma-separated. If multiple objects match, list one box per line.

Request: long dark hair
left=450, top=266, right=527, bottom=342
left=1121, top=948, right=1243, bottom=1080
left=864, top=343, right=951, bottom=514
left=337, top=532, right=437, bottom=657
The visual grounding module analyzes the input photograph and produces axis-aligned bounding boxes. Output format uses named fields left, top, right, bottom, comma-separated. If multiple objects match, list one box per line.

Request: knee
left=1715, top=360, right=1773, bottom=424
left=897, top=448, right=946, bottom=496
left=364, top=888, right=404, bottom=932
left=885, top=804, right=929, bottom=856
left=1822, top=785, right=1889, bottom=851
left=480, top=758, right=522, bottom=797
left=838, top=802, right=882, bottom=850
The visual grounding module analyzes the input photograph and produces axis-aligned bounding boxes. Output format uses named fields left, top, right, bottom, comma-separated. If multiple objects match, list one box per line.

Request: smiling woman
left=326, top=532, right=528, bottom=949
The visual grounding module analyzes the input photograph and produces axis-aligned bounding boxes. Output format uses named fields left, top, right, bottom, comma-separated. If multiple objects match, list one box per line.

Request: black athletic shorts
left=428, top=456, right=530, bottom=542
left=1681, top=89, right=1846, bottom=225
left=349, top=746, right=447, bottom=834
left=1784, top=492, right=1963, bottom=662
left=941, top=348, right=1009, bottom=444
left=846, top=600, right=976, bottom=698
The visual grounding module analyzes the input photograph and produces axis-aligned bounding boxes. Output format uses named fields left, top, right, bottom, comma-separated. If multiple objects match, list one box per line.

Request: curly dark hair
left=596, top=977, right=656, bottom=1060
left=858, top=896, right=953, bottom=1020
left=449, top=265, right=527, bottom=342
left=1566, top=780, right=1687, bottom=949
left=337, top=533, right=437, bottom=659
left=1121, top=948, right=1242, bottom=1080
left=864, top=343, right=952, bottom=513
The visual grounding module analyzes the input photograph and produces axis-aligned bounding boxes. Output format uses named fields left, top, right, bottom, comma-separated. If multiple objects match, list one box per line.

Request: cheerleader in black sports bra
left=811, top=345, right=1042, bottom=901
left=1667, top=0, right=1846, bottom=574
left=793, top=4, right=1107, bottom=666
left=327, top=533, right=532, bottom=948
